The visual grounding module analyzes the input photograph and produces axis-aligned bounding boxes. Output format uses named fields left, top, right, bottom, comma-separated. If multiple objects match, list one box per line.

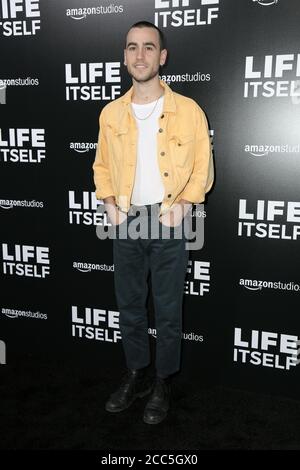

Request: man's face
left=124, top=27, right=167, bottom=84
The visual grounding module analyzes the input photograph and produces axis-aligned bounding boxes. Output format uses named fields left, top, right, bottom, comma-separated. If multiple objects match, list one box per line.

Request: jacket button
left=164, top=172, right=168, bottom=177
left=159, top=128, right=163, bottom=133
left=178, top=143, right=181, bottom=146
left=167, top=194, right=172, bottom=198
left=160, top=151, right=165, bottom=156
left=161, top=114, right=164, bottom=119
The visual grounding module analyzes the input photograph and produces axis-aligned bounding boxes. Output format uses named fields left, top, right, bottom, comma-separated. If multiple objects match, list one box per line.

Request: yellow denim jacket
left=93, top=80, right=214, bottom=216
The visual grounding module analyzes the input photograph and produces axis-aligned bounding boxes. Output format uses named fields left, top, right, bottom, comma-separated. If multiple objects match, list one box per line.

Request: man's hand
left=103, top=196, right=128, bottom=226
left=107, top=205, right=128, bottom=226
left=159, top=199, right=192, bottom=227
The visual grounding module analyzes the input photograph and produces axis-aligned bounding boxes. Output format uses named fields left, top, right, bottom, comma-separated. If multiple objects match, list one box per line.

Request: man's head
left=124, top=21, right=167, bottom=84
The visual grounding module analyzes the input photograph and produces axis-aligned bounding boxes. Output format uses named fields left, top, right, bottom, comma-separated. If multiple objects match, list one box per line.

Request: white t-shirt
left=130, top=95, right=165, bottom=206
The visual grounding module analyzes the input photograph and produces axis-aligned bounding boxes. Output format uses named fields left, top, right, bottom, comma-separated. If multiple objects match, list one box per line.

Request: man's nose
left=136, top=47, right=145, bottom=60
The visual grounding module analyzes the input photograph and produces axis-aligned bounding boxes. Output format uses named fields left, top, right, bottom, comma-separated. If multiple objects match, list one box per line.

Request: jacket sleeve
left=92, top=109, right=115, bottom=200
left=180, top=103, right=214, bottom=204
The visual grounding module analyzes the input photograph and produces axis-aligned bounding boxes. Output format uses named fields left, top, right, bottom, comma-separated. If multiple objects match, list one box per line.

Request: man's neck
left=131, top=77, right=164, bottom=104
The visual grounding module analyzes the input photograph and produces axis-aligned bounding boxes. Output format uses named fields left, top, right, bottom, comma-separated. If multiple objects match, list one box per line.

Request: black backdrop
left=1, top=0, right=300, bottom=399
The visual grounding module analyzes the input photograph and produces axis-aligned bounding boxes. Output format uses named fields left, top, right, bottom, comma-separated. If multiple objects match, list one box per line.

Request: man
left=93, top=21, right=214, bottom=424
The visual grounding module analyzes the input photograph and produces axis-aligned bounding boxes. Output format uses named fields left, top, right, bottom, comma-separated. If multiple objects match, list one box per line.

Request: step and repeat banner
left=1, top=0, right=300, bottom=399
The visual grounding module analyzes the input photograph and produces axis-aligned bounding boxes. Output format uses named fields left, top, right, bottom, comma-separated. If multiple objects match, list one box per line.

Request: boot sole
left=105, top=387, right=153, bottom=413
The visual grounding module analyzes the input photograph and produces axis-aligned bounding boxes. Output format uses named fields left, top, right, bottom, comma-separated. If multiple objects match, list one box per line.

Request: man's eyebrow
left=126, top=42, right=157, bottom=48
left=143, top=42, right=157, bottom=48
left=126, top=42, right=137, bottom=48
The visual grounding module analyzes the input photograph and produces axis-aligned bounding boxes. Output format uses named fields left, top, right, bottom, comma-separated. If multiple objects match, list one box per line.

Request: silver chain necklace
left=131, top=94, right=163, bottom=121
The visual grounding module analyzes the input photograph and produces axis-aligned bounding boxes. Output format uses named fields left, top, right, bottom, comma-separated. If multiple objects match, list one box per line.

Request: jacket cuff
left=95, top=186, right=115, bottom=200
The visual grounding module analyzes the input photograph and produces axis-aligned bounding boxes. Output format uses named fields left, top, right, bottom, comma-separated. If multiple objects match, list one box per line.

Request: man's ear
left=160, top=49, right=167, bottom=66
left=124, top=50, right=127, bottom=66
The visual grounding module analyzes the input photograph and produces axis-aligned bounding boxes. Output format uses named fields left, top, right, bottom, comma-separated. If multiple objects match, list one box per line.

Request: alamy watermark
left=96, top=202, right=205, bottom=251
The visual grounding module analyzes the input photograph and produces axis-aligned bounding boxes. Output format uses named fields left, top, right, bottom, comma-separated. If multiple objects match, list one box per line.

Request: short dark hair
left=125, top=21, right=166, bottom=50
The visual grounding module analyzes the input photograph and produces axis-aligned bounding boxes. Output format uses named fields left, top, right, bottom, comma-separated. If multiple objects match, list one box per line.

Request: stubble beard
left=128, top=65, right=160, bottom=84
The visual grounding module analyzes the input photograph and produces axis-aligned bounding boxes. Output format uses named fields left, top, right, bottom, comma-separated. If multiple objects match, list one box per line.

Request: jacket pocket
left=107, top=125, right=128, bottom=159
left=171, top=134, right=194, bottom=169
left=177, top=135, right=194, bottom=145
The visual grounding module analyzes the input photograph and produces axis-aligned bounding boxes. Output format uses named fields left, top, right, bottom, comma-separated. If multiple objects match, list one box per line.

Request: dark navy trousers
left=113, top=203, right=189, bottom=378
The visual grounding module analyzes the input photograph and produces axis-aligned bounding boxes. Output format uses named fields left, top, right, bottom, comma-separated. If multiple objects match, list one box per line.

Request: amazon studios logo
left=149, top=326, right=203, bottom=343
left=252, top=0, right=278, bottom=6
left=234, top=327, right=299, bottom=370
left=73, top=260, right=114, bottom=273
left=239, top=277, right=300, bottom=293
left=65, top=62, right=121, bottom=101
left=154, top=0, right=219, bottom=28
left=70, top=141, right=97, bottom=154
left=244, top=53, right=300, bottom=99
left=66, top=4, right=124, bottom=20
left=2, top=306, right=47, bottom=320
left=238, top=199, right=300, bottom=241
left=244, top=142, right=300, bottom=157
left=0, top=198, right=43, bottom=209
left=71, top=305, right=121, bottom=343
left=0, top=128, right=46, bottom=163
left=0, top=0, right=41, bottom=36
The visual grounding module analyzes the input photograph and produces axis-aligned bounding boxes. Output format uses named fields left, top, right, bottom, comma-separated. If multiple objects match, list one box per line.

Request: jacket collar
left=120, top=79, right=176, bottom=113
